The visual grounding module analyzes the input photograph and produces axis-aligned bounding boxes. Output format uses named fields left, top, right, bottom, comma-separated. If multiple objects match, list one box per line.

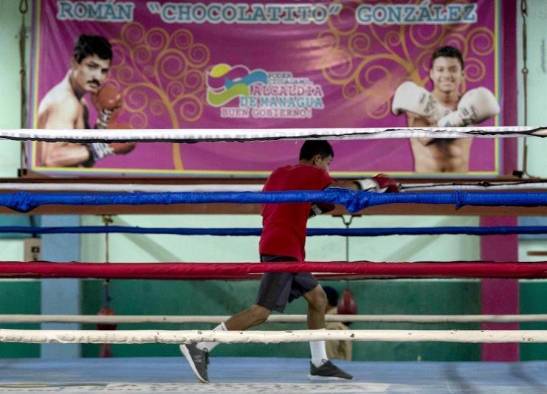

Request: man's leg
left=196, top=304, right=271, bottom=353
left=303, top=285, right=352, bottom=380
left=181, top=260, right=291, bottom=383
left=181, top=302, right=272, bottom=383
left=180, top=304, right=270, bottom=383
left=225, top=304, right=271, bottom=330
left=303, top=285, right=327, bottom=330
left=303, top=285, right=329, bottom=366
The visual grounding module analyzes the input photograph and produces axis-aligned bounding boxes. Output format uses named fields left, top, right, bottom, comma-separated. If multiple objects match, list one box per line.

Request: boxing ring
left=1, top=127, right=547, bottom=392
left=4, top=358, right=547, bottom=393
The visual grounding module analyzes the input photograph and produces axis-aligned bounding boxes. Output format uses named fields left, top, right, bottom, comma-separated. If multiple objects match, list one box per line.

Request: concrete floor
left=1, top=357, right=547, bottom=393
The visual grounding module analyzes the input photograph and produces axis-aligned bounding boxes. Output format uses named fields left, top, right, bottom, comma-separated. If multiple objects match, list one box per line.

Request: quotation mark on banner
left=327, top=4, right=342, bottom=16
left=147, top=2, right=161, bottom=14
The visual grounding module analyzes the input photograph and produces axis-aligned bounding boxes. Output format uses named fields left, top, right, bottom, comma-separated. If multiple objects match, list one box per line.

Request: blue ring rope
left=1, top=226, right=546, bottom=236
left=0, top=190, right=546, bottom=213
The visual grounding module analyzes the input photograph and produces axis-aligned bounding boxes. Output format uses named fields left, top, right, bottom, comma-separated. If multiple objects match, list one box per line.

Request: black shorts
left=256, top=255, right=319, bottom=313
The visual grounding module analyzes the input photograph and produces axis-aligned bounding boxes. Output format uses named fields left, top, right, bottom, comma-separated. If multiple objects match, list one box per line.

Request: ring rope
left=0, top=183, right=262, bottom=192
left=2, top=329, right=547, bottom=344
left=1, top=225, right=546, bottom=236
left=1, top=181, right=546, bottom=193
left=400, top=181, right=547, bottom=191
left=1, top=190, right=546, bottom=213
left=1, top=261, right=547, bottom=279
left=2, top=314, right=547, bottom=324
left=1, top=126, right=545, bottom=141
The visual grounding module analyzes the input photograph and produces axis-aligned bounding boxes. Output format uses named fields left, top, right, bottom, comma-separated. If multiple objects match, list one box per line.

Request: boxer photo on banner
left=28, top=0, right=509, bottom=177
left=36, top=34, right=135, bottom=168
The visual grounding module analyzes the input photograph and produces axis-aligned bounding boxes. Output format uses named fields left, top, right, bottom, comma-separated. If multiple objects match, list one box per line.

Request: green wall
left=0, top=280, right=40, bottom=357
left=75, top=214, right=481, bottom=360
left=78, top=279, right=480, bottom=361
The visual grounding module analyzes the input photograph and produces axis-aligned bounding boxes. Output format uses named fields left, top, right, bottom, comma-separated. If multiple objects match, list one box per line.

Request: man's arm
left=330, top=180, right=359, bottom=190
left=438, top=87, right=500, bottom=127
left=310, top=175, right=399, bottom=217
left=40, top=142, right=91, bottom=167
left=407, top=112, right=435, bottom=146
left=39, top=100, right=92, bottom=167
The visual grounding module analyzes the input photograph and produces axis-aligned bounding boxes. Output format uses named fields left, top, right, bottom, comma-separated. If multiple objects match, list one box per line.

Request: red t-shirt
left=259, top=164, right=333, bottom=261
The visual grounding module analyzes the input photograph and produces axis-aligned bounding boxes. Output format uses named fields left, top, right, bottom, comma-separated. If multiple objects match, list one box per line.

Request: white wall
left=0, top=0, right=28, bottom=176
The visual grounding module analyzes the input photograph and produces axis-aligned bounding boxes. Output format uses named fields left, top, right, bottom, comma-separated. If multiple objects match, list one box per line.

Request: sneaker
left=180, top=343, right=209, bottom=383
left=309, top=360, right=353, bottom=380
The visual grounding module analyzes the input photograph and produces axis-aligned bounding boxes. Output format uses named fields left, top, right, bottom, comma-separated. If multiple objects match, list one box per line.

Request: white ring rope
left=1, top=329, right=547, bottom=344
left=400, top=182, right=547, bottom=191
left=2, top=126, right=546, bottom=142
left=1, top=314, right=547, bottom=324
left=0, top=183, right=263, bottom=193
left=0, top=182, right=546, bottom=193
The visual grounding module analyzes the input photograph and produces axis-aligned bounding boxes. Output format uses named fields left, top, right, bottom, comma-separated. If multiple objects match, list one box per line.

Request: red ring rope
left=0, top=261, right=546, bottom=279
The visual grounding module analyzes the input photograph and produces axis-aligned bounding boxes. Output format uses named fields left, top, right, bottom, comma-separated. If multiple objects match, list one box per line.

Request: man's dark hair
left=323, top=286, right=339, bottom=308
left=73, top=34, right=113, bottom=63
left=431, top=46, right=464, bottom=70
left=299, top=140, right=334, bottom=161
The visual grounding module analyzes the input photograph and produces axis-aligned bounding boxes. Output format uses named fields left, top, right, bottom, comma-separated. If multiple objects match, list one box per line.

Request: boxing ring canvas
left=3, top=357, right=547, bottom=393
left=26, top=0, right=514, bottom=177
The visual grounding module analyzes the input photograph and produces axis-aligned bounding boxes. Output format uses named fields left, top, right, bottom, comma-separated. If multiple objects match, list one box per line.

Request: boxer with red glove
left=37, top=34, right=136, bottom=168
left=181, top=140, right=353, bottom=383
left=85, top=85, right=136, bottom=166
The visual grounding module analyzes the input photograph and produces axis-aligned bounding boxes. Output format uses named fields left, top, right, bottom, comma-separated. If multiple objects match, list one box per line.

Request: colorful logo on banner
left=206, top=64, right=324, bottom=119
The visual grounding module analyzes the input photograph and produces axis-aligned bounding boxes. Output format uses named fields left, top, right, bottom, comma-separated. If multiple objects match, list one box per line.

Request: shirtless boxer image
left=37, top=34, right=135, bottom=167
left=392, top=46, right=500, bottom=173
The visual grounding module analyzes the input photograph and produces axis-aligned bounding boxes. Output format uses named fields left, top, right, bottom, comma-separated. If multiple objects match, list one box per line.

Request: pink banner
left=29, top=0, right=509, bottom=177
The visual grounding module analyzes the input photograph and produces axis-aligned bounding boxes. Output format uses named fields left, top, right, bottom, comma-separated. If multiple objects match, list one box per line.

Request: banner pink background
left=30, top=0, right=504, bottom=177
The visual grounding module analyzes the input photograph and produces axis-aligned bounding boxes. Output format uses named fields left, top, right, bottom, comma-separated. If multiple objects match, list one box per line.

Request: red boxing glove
left=109, top=122, right=136, bottom=155
left=372, top=174, right=400, bottom=193
left=110, top=142, right=136, bottom=155
left=337, top=288, right=357, bottom=315
left=93, top=84, right=123, bottom=129
left=97, top=306, right=117, bottom=331
left=95, top=84, right=123, bottom=111
left=355, top=174, right=400, bottom=193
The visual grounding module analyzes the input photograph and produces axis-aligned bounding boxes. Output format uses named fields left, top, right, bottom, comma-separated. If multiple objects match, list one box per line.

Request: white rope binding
left=1, top=126, right=546, bottom=142
left=2, top=314, right=547, bottom=324
left=2, top=329, right=547, bottom=344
